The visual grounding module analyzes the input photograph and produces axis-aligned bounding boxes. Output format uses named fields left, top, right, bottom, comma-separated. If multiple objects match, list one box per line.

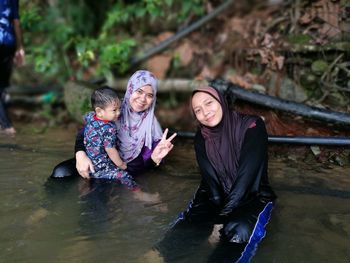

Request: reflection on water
left=256, top=192, right=350, bottom=263
left=0, top=126, right=349, bottom=263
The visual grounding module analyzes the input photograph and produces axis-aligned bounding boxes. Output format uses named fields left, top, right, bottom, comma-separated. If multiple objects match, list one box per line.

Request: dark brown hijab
left=192, top=86, right=257, bottom=194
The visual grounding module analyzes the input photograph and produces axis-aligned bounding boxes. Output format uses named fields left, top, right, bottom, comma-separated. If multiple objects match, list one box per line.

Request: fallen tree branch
left=130, top=0, right=235, bottom=65
left=110, top=78, right=199, bottom=92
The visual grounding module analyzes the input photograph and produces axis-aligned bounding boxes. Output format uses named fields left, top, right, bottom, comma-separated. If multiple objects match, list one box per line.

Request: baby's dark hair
left=91, top=86, right=120, bottom=110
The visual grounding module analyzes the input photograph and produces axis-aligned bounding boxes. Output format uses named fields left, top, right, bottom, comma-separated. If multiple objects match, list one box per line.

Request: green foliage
left=20, top=0, right=207, bottom=84
left=80, top=97, right=91, bottom=115
left=19, top=5, right=41, bottom=29
left=178, top=0, right=204, bottom=21
left=341, top=0, right=350, bottom=7
left=99, top=39, right=136, bottom=75
left=286, top=34, right=312, bottom=45
left=75, top=39, right=97, bottom=68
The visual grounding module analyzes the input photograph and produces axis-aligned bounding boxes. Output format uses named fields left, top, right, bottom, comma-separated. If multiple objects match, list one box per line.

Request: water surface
left=0, top=125, right=349, bottom=263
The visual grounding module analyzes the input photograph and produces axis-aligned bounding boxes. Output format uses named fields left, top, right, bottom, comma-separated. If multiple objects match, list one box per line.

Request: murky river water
left=0, top=125, right=349, bottom=263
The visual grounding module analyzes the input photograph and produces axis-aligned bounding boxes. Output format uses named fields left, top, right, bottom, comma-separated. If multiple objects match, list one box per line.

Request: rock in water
left=63, top=81, right=96, bottom=122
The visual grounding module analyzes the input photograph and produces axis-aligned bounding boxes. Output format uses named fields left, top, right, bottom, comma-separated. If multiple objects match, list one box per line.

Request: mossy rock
left=300, top=72, right=318, bottom=93
left=267, top=72, right=308, bottom=102
left=63, top=81, right=96, bottom=122
left=325, top=91, right=349, bottom=108
left=311, top=60, right=328, bottom=76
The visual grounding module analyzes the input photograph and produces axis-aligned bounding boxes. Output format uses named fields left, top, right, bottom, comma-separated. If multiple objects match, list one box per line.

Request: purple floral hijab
left=116, top=70, right=163, bottom=162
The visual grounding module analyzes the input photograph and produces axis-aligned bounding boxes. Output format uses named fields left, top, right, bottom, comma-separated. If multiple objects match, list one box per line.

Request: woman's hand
left=75, top=151, right=95, bottom=179
left=14, top=47, right=25, bottom=66
left=151, top=128, right=177, bottom=165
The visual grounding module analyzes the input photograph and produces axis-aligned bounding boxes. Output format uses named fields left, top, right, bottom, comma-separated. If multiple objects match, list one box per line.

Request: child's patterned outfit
left=83, top=112, right=137, bottom=190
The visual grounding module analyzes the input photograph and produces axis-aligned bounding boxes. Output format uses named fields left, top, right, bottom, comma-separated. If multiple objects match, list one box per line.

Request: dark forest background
left=11, top=0, right=350, bottom=134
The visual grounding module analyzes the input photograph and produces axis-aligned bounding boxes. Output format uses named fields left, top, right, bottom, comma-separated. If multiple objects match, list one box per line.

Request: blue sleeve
left=103, top=125, right=116, bottom=149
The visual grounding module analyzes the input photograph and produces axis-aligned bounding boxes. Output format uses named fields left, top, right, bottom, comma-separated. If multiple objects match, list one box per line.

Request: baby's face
left=101, top=99, right=121, bottom=122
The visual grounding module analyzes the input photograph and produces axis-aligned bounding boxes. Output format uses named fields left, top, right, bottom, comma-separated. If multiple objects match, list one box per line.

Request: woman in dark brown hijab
left=154, top=86, right=276, bottom=262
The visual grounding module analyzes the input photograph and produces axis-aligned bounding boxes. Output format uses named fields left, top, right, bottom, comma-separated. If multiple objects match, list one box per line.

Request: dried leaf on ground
left=146, top=54, right=172, bottom=79
left=196, top=66, right=216, bottom=80
left=225, top=73, right=254, bottom=89
left=299, top=12, right=314, bottom=25
left=175, top=41, right=194, bottom=66
left=311, top=0, right=341, bottom=38
left=154, top=31, right=174, bottom=44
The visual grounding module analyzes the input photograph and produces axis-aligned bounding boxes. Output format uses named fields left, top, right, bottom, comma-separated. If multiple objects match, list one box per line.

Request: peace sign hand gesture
left=151, top=128, right=177, bottom=166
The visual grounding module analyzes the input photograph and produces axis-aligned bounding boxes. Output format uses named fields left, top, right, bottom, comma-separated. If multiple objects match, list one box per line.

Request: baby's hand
left=119, top=162, right=127, bottom=170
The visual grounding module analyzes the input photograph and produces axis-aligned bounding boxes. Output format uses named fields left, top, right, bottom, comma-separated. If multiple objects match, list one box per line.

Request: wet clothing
left=155, top=117, right=276, bottom=262
left=51, top=124, right=159, bottom=178
left=178, top=117, right=275, bottom=239
left=156, top=83, right=276, bottom=262
left=192, top=118, right=276, bottom=233
left=84, top=112, right=118, bottom=170
left=75, top=125, right=159, bottom=176
left=0, top=0, right=19, bottom=128
left=83, top=112, right=137, bottom=189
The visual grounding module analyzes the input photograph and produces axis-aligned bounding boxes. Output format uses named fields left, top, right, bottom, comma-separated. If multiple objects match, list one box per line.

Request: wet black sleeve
left=220, top=118, right=268, bottom=216
left=74, top=127, right=86, bottom=153
left=144, top=156, right=159, bottom=169
left=194, top=131, right=223, bottom=206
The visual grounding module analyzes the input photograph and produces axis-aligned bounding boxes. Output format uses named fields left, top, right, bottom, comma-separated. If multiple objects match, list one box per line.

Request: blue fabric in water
left=155, top=183, right=275, bottom=263
left=236, top=201, right=274, bottom=263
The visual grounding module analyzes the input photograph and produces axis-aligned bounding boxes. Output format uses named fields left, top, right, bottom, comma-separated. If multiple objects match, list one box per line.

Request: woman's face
left=129, top=85, right=154, bottom=112
left=192, top=92, right=223, bottom=127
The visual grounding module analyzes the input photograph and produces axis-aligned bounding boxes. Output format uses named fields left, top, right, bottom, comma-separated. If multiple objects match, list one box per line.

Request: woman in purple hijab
left=51, top=70, right=176, bottom=178
left=153, top=86, right=276, bottom=262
